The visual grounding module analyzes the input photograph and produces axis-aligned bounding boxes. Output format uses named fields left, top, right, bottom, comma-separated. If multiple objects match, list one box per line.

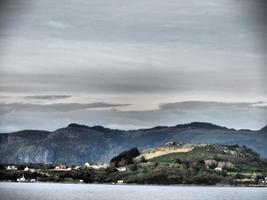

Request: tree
left=110, top=148, right=140, bottom=167
left=140, top=156, right=146, bottom=163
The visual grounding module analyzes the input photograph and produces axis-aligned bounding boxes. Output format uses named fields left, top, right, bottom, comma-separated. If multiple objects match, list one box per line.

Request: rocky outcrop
left=204, top=159, right=234, bottom=169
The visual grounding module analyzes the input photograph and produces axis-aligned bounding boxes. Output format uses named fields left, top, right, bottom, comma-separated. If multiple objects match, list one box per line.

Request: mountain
left=259, top=125, right=267, bottom=133
left=0, top=122, right=266, bottom=164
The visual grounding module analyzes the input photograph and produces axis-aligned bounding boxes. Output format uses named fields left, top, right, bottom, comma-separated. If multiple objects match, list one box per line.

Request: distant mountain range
left=0, top=122, right=266, bottom=164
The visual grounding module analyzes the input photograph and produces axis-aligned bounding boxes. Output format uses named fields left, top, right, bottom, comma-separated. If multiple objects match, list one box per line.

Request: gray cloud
left=25, top=95, right=72, bottom=100
left=0, top=0, right=266, bottom=132
left=0, top=102, right=131, bottom=115
left=0, top=0, right=266, bottom=99
left=159, top=101, right=265, bottom=110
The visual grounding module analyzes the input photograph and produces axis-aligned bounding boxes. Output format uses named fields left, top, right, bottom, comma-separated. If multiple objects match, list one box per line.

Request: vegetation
left=110, top=148, right=140, bottom=167
left=0, top=144, right=267, bottom=186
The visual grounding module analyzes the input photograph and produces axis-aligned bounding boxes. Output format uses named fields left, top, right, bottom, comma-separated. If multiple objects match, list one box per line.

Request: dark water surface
left=0, top=182, right=266, bottom=200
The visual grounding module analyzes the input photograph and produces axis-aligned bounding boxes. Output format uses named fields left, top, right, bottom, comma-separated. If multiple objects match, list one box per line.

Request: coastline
left=1, top=180, right=266, bottom=188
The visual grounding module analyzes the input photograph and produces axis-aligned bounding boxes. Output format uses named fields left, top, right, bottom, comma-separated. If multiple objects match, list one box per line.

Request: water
left=0, top=182, right=266, bottom=200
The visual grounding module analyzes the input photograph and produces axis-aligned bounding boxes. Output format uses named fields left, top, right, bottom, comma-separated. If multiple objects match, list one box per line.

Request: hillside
left=0, top=122, right=267, bottom=164
left=136, top=142, right=196, bottom=160
left=107, top=143, right=267, bottom=185
left=144, top=142, right=266, bottom=172
left=1, top=143, right=267, bottom=185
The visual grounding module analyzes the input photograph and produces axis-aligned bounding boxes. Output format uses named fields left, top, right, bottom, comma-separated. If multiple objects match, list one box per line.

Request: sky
left=0, top=0, right=267, bottom=132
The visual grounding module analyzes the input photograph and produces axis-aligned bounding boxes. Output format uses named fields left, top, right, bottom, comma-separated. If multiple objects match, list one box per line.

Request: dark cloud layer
left=0, top=0, right=266, bottom=98
left=0, top=0, right=266, bottom=131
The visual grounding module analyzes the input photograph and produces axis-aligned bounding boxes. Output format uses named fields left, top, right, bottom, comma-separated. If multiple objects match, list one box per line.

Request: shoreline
left=1, top=181, right=266, bottom=188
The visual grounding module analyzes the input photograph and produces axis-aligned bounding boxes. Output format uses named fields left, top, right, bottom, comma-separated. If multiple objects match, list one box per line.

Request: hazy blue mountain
left=0, top=122, right=266, bottom=164
left=260, top=125, right=267, bottom=133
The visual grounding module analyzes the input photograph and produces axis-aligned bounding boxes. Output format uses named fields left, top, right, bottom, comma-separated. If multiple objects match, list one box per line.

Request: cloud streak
left=47, top=20, right=70, bottom=29
left=25, top=95, right=72, bottom=100
left=0, top=102, right=131, bottom=114
left=0, top=101, right=266, bottom=133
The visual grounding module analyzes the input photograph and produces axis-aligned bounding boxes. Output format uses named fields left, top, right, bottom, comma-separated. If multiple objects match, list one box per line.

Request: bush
left=129, top=164, right=138, bottom=171
left=175, top=158, right=182, bottom=164
left=140, top=156, right=146, bottom=163
left=192, top=173, right=222, bottom=185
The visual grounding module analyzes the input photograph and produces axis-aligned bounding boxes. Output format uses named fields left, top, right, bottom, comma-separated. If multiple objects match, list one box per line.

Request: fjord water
left=0, top=182, right=266, bottom=200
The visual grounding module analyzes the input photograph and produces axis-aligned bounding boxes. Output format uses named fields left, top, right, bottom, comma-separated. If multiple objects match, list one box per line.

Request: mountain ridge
left=0, top=122, right=266, bottom=164
left=2, top=121, right=266, bottom=134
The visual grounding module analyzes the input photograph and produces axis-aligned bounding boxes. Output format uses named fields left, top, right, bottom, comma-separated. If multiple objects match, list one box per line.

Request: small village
left=4, top=162, right=127, bottom=184
left=2, top=161, right=267, bottom=186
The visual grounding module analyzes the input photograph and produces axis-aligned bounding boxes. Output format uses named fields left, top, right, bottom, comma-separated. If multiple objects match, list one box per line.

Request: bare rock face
left=204, top=160, right=234, bottom=169
left=11, top=146, right=53, bottom=164
left=0, top=122, right=266, bottom=164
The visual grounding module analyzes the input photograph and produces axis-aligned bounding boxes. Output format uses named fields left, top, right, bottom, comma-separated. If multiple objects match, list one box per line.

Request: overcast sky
left=0, top=0, right=266, bottom=132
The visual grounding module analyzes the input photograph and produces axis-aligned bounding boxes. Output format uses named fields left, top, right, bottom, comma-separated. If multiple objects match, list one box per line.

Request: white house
left=84, top=162, right=109, bottom=169
left=17, top=175, right=26, bottom=182
left=54, top=165, right=67, bottom=170
left=117, top=180, right=124, bottom=184
left=116, top=167, right=127, bottom=172
left=215, top=167, right=222, bottom=171
left=74, top=166, right=81, bottom=170
left=84, top=162, right=91, bottom=168
left=102, top=163, right=109, bottom=168
left=66, top=167, right=72, bottom=171
left=6, top=165, right=17, bottom=171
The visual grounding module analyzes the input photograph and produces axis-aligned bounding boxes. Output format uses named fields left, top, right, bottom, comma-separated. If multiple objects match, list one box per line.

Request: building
left=17, top=175, right=26, bottom=182
left=84, top=162, right=109, bottom=169
left=117, top=180, right=124, bottom=184
left=102, top=163, right=109, bottom=168
left=24, top=167, right=36, bottom=172
left=24, top=167, right=29, bottom=171
left=54, top=165, right=67, bottom=170
left=84, top=162, right=91, bottom=168
left=6, top=165, right=17, bottom=171
left=74, top=166, right=81, bottom=170
left=215, top=167, right=222, bottom=171
left=116, top=167, right=127, bottom=172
